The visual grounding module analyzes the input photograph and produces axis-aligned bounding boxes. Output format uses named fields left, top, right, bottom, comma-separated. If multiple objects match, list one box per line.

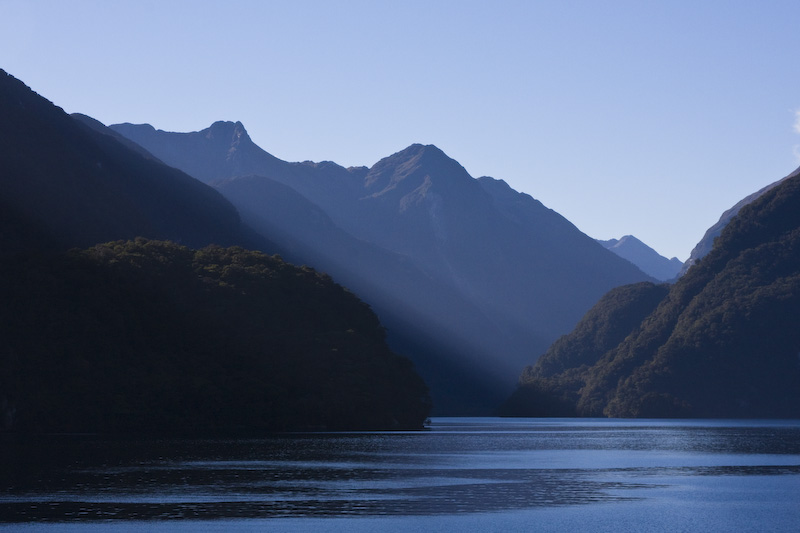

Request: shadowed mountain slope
left=0, top=71, right=431, bottom=433
left=0, top=70, right=252, bottom=252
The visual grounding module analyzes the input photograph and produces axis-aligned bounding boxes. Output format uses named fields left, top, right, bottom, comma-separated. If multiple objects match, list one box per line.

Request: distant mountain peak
left=607, top=235, right=641, bottom=249
left=597, top=235, right=682, bottom=281
left=207, top=119, right=248, bottom=136
left=110, top=120, right=282, bottom=184
left=364, top=143, right=472, bottom=197
left=397, top=142, right=443, bottom=155
left=383, top=144, right=455, bottom=167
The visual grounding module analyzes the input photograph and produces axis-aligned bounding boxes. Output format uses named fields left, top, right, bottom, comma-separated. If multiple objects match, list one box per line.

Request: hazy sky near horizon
left=3, top=0, right=800, bottom=260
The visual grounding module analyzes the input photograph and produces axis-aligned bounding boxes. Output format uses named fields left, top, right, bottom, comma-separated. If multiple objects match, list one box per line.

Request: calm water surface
left=2, top=417, right=800, bottom=532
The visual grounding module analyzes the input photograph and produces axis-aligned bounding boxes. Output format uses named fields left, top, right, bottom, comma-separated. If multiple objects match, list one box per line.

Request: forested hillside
left=0, top=240, right=430, bottom=434
left=504, top=171, right=800, bottom=418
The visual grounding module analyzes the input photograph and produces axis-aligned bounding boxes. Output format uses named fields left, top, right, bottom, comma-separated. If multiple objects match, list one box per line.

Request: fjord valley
left=0, top=69, right=429, bottom=433
left=3, top=65, right=799, bottom=432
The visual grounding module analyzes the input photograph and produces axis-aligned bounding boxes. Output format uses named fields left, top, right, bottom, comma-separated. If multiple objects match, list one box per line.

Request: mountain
left=0, top=70, right=254, bottom=252
left=503, top=168, right=800, bottom=418
left=597, top=235, right=683, bottom=281
left=678, top=165, right=800, bottom=277
left=111, top=121, right=655, bottom=413
left=214, top=173, right=509, bottom=413
left=0, top=70, right=431, bottom=433
left=70, top=112, right=169, bottom=163
left=0, top=240, right=431, bottom=433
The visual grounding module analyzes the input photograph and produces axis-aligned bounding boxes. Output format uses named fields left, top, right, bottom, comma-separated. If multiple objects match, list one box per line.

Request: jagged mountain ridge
left=597, top=235, right=683, bottom=281
left=111, top=120, right=655, bottom=413
left=111, top=121, right=366, bottom=218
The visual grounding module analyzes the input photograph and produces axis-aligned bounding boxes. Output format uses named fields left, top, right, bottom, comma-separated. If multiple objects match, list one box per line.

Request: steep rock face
left=678, top=165, right=800, bottom=277
left=111, top=121, right=655, bottom=414
left=504, top=169, right=800, bottom=418
left=0, top=70, right=247, bottom=252
left=598, top=235, right=683, bottom=281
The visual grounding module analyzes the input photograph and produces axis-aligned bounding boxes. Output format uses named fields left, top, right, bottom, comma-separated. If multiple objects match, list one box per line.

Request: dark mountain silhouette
left=597, top=235, right=682, bottom=281
left=111, top=121, right=655, bottom=413
left=0, top=70, right=256, bottom=252
left=1, top=239, right=431, bottom=433
left=0, top=70, right=431, bottom=433
left=503, top=168, right=800, bottom=418
left=678, top=165, right=800, bottom=277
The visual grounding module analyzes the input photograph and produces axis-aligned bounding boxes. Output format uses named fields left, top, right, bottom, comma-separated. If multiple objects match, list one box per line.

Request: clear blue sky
left=3, top=0, right=800, bottom=260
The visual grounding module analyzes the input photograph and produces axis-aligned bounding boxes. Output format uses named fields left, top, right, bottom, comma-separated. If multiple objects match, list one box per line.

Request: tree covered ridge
left=503, top=173, right=800, bottom=418
left=0, top=239, right=431, bottom=434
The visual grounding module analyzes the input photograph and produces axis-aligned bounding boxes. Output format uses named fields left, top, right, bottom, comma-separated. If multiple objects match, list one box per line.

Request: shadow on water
left=2, top=418, right=800, bottom=523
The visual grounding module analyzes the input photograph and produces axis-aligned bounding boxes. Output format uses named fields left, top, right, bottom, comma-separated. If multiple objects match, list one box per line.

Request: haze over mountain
left=111, top=120, right=655, bottom=413
left=597, top=235, right=683, bottom=281
left=503, top=168, right=800, bottom=418
left=0, top=70, right=431, bottom=433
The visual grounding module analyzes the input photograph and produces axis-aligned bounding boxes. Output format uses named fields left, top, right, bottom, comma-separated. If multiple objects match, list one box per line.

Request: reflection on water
left=1, top=418, right=799, bottom=524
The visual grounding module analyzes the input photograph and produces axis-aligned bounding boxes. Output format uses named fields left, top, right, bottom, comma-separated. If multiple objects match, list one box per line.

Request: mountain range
left=5, top=65, right=795, bottom=422
left=0, top=69, right=429, bottom=433
left=109, top=120, right=655, bottom=413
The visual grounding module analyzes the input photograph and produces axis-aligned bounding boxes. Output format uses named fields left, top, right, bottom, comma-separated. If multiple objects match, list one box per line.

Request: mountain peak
left=110, top=119, right=282, bottom=184
left=364, top=143, right=471, bottom=195
left=205, top=120, right=252, bottom=144
left=207, top=119, right=246, bottom=132
left=597, top=235, right=682, bottom=281
left=612, top=235, right=642, bottom=248
left=402, top=142, right=445, bottom=155
left=382, top=143, right=455, bottom=166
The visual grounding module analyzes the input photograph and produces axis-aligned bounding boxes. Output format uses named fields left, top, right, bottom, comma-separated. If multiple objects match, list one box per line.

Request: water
left=2, top=417, right=800, bottom=531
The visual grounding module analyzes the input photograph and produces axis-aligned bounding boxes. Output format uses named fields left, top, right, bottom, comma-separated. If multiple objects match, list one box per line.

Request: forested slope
left=0, top=240, right=431, bottom=434
left=504, top=171, right=800, bottom=418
